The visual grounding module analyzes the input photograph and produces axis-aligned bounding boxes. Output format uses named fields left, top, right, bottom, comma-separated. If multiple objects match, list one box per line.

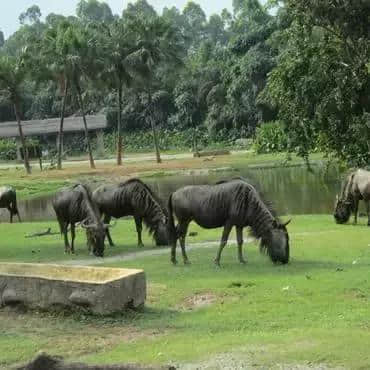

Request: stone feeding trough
left=0, top=263, right=146, bottom=315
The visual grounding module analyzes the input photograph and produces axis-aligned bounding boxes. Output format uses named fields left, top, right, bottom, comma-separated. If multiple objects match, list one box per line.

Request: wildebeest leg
left=178, top=221, right=190, bottom=264
left=353, top=197, right=359, bottom=225
left=103, top=215, right=115, bottom=247
left=214, top=223, right=232, bottom=266
left=134, top=216, right=144, bottom=248
left=63, top=223, right=71, bottom=253
left=8, top=208, right=13, bottom=223
left=236, top=227, right=246, bottom=264
left=366, top=201, right=370, bottom=226
left=16, top=209, right=21, bottom=222
left=70, top=223, right=76, bottom=254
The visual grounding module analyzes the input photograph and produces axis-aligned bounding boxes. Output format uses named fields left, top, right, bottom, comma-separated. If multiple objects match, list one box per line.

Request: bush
left=0, top=139, right=17, bottom=160
left=253, top=121, right=288, bottom=154
left=98, top=127, right=236, bottom=154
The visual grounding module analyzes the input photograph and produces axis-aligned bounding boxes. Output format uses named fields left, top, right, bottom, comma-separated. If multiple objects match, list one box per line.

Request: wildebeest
left=53, top=184, right=109, bottom=257
left=334, top=169, right=370, bottom=225
left=92, top=178, right=169, bottom=247
left=0, top=186, right=21, bottom=223
left=168, top=178, right=290, bottom=266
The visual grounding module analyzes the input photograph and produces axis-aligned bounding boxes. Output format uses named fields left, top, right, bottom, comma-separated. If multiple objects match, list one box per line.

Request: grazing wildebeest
left=334, top=169, right=370, bottom=226
left=168, top=177, right=290, bottom=266
left=0, top=186, right=21, bottom=223
left=92, top=179, right=169, bottom=247
left=53, top=184, right=109, bottom=257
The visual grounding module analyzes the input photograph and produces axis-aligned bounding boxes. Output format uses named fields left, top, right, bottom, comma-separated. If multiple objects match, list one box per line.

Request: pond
left=0, top=164, right=353, bottom=223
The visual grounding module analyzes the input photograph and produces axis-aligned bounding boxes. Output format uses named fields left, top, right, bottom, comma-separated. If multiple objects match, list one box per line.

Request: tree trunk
left=151, top=118, right=162, bottom=163
left=13, top=99, right=31, bottom=174
left=57, top=78, right=69, bottom=170
left=75, top=81, right=95, bottom=169
left=116, top=82, right=123, bottom=166
left=148, top=92, right=161, bottom=164
left=191, top=118, right=199, bottom=156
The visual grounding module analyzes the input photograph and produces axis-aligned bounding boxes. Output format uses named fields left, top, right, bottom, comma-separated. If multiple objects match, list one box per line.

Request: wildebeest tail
left=167, top=193, right=177, bottom=244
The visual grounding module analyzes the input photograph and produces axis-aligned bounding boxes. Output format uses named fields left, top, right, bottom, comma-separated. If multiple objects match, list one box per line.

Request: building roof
left=0, top=115, right=107, bottom=138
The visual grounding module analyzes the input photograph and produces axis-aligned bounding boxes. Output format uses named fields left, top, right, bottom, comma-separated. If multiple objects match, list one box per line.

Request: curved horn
left=283, top=219, right=291, bottom=227
left=81, top=219, right=97, bottom=229
left=104, top=219, right=117, bottom=229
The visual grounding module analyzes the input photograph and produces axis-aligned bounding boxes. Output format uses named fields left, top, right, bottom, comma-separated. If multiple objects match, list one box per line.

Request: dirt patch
left=178, top=292, right=217, bottom=311
left=178, top=352, right=346, bottom=370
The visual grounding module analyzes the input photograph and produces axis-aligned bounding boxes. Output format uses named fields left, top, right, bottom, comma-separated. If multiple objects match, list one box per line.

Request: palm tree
left=39, top=22, right=71, bottom=170
left=41, top=20, right=96, bottom=169
left=0, top=55, right=31, bottom=174
left=127, top=15, right=183, bottom=163
left=93, top=20, right=134, bottom=166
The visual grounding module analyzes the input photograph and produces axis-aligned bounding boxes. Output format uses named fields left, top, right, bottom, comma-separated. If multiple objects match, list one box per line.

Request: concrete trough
left=0, top=263, right=146, bottom=315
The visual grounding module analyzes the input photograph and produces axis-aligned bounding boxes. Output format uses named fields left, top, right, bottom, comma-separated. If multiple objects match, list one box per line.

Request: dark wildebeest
left=92, top=179, right=169, bottom=247
left=53, top=184, right=109, bottom=257
left=168, top=178, right=290, bottom=266
left=334, top=169, right=370, bottom=226
left=0, top=186, right=21, bottom=223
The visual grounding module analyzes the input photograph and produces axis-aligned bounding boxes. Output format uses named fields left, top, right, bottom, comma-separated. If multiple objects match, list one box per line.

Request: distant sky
left=0, top=0, right=234, bottom=39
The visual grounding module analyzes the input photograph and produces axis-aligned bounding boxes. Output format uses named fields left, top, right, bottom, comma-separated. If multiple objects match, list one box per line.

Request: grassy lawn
left=0, top=215, right=370, bottom=368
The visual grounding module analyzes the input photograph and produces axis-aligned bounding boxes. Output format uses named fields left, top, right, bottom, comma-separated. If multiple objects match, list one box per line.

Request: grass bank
left=0, top=215, right=369, bottom=369
left=0, top=151, right=324, bottom=200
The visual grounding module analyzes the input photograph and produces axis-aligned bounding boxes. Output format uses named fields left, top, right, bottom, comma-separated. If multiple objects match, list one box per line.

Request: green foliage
left=76, top=0, right=114, bottom=23
left=0, top=139, right=16, bottom=160
left=0, top=0, right=367, bottom=168
left=99, top=127, right=236, bottom=153
left=19, top=5, right=42, bottom=25
left=263, top=0, right=370, bottom=166
left=253, top=121, right=288, bottom=154
left=0, top=30, right=4, bottom=48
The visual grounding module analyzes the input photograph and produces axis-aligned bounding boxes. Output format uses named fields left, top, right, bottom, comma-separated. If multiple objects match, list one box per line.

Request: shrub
left=0, top=139, right=17, bottom=160
left=253, top=121, right=288, bottom=154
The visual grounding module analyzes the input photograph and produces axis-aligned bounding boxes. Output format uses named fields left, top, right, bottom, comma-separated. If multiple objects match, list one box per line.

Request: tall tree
left=122, top=0, right=157, bottom=21
left=94, top=19, right=134, bottom=165
left=127, top=15, right=183, bottom=163
left=0, top=55, right=31, bottom=174
left=0, top=30, right=4, bottom=48
left=41, top=21, right=96, bottom=169
left=19, top=5, right=42, bottom=25
left=76, top=0, right=114, bottom=23
left=183, top=2, right=207, bottom=49
left=264, top=0, right=370, bottom=166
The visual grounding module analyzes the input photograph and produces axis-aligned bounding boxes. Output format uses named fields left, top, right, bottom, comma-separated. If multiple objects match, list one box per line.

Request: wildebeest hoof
left=171, top=259, right=178, bottom=265
left=184, top=260, right=191, bottom=265
left=214, top=259, right=221, bottom=267
left=138, top=243, right=144, bottom=248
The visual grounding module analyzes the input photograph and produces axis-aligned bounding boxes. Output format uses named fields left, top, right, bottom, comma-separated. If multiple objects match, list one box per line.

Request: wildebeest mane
left=216, top=176, right=279, bottom=219
left=118, top=178, right=167, bottom=235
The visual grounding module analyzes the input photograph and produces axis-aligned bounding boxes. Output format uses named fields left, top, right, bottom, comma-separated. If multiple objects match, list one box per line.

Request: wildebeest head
left=261, top=219, right=291, bottom=264
left=82, top=219, right=107, bottom=257
left=333, top=195, right=352, bottom=224
left=153, top=218, right=169, bottom=246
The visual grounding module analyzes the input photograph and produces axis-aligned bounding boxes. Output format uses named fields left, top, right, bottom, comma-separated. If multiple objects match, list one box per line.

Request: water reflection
left=0, top=165, right=355, bottom=222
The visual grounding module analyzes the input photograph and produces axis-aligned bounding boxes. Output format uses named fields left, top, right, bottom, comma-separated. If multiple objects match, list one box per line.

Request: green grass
left=1, top=215, right=370, bottom=368
left=0, top=169, right=68, bottom=200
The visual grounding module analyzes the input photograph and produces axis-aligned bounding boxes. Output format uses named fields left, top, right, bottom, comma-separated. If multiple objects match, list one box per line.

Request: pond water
left=0, top=164, right=351, bottom=223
